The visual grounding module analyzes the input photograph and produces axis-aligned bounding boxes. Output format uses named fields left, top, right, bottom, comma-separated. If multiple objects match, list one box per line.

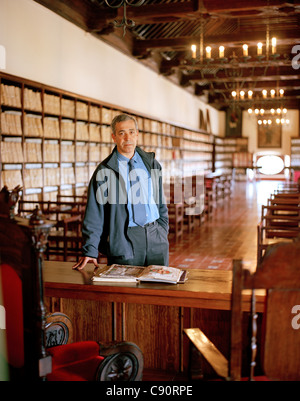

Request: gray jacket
left=82, top=146, right=169, bottom=259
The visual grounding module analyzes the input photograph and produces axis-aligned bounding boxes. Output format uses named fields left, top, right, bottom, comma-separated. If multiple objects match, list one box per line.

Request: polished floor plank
left=168, top=180, right=280, bottom=272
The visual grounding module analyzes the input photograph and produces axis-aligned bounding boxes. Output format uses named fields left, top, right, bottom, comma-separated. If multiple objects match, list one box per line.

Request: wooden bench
left=276, top=181, right=300, bottom=193
left=257, top=204, right=300, bottom=264
left=262, top=201, right=300, bottom=223
left=268, top=197, right=300, bottom=208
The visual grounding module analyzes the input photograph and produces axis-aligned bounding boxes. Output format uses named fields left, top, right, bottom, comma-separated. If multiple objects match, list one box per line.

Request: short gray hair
left=111, top=114, right=138, bottom=134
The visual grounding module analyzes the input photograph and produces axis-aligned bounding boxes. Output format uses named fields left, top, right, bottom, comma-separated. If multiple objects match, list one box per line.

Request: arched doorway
left=254, top=152, right=290, bottom=180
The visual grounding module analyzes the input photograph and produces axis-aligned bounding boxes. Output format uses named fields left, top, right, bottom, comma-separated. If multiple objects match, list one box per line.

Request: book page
left=139, top=265, right=182, bottom=283
left=102, top=265, right=144, bottom=278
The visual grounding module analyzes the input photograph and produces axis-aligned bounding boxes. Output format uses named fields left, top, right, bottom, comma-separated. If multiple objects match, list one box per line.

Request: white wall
left=0, top=0, right=223, bottom=135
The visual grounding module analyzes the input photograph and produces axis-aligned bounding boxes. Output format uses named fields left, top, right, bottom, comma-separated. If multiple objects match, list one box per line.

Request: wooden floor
left=168, top=179, right=281, bottom=273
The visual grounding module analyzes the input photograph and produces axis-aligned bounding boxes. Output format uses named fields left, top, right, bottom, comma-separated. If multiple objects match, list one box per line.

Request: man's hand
left=72, top=256, right=98, bottom=270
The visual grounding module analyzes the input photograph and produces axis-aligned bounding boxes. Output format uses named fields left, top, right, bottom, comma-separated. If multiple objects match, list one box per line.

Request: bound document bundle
left=92, top=264, right=188, bottom=284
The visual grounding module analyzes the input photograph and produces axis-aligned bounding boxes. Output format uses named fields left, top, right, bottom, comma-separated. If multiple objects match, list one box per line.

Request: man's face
left=112, top=119, right=139, bottom=159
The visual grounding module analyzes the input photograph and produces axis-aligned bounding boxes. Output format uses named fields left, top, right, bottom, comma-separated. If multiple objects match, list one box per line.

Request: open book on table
left=92, top=264, right=188, bottom=284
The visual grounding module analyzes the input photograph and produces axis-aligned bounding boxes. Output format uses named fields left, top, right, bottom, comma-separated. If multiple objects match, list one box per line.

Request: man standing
left=73, top=114, right=169, bottom=270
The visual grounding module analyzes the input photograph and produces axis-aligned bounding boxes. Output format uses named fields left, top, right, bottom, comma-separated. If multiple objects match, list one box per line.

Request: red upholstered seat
left=47, top=342, right=104, bottom=381
left=0, top=264, right=24, bottom=368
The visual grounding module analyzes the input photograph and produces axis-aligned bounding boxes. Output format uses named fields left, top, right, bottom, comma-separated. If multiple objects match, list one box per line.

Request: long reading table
left=43, top=261, right=265, bottom=375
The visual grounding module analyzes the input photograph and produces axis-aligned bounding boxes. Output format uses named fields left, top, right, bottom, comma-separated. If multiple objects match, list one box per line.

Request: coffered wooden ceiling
left=34, top=0, right=300, bottom=111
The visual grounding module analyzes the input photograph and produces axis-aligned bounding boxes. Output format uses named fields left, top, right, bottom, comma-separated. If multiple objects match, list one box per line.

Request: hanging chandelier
left=191, top=36, right=279, bottom=63
left=243, top=85, right=289, bottom=125
left=189, top=3, right=289, bottom=113
left=104, top=0, right=145, bottom=36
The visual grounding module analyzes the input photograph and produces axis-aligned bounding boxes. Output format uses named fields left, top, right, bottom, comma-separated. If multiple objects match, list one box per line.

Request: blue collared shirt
left=117, top=150, right=159, bottom=227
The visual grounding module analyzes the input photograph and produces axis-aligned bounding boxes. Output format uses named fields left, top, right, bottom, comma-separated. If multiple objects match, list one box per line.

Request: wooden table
left=43, top=261, right=265, bottom=374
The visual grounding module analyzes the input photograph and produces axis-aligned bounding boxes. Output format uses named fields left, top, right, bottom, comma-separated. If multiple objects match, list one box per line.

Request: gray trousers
left=108, top=220, right=169, bottom=267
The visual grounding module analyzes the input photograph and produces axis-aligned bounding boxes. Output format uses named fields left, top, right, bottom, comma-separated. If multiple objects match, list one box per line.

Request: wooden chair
left=18, top=200, right=86, bottom=221
left=168, top=203, right=184, bottom=242
left=204, top=176, right=217, bottom=213
left=46, top=214, right=83, bottom=261
left=184, top=196, right=197, bottom=232
left=164, top=181, right=184, bottom=242
left=184, top=241, right=300, bottom=381
left=204, top=185, right=213, bottom=219
left=56, top=194, right=87, bottom=203
left=18, top=199, right=86, bottom=262
left=0, top=186, right=143, bottom=381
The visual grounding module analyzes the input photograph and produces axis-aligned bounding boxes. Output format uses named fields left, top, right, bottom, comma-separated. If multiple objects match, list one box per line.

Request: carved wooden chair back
left=0, top=187, right=53, bottom=380
left=230, top=241, right=300, bottom=380
left=1, top=186, right=143, bottom=381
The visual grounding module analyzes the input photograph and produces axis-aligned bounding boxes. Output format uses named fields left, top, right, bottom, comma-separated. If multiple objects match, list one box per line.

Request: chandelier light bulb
left=270, top=108, right=275, bottom=114
left=255, top=108, right=259, bottom=114
left=240, top=90, right=245, bottom=99
left=262, top=89, right=267, bottom=98
left=276, top=118, right=280, bottom=124
left=248, top=90, right=253, bottom=99
left=286, top=119, right=290, bottom=124
left=277, top=108, right=281, bottom=114
left=271, top=37, right=277, bottom=54
left=258, top=120, right=262, bottom=125
left=263, top=119, right=267, bottom=125
left=248, top=108, right=253, bottom=114
left=205, top=46, right=211, bottom=59
left=231, top=91, right=237, bottom=98
left=260, top=108, right=265, bottom=115
left=279, top=89, right=284, bottom=97
left=257, top=42, right=263, bottom=55
left=281, top=118, right=285, bottom=124
left=219, top=46, right=225, bottom=58
left=242, top=44, right=248, bottom=57
left=268, top=119, right=272, bottom=125
left=191, top=44, right=196, bottom=59
left=283, top=108, right=287, bottom=114
left=270, top=89, right=276, bottom=98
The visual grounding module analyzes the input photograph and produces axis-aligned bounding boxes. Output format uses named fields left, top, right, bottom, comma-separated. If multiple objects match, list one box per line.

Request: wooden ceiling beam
left=88, top=1, right=200, bottom=29
left=34, top=0, right=118, bottom=33
left=167, top=59, right=300, bottom=79
left=96, top=0, right=284, bottom=29
left=200, top=0, right=299, bottom=13
left=207, top=90, right=300, bottom=102
left=34, top=0, right=92, bottom=28
left=134, top=29, right=300, bottom=55
left=179, top=66, right=300, bottom=85
left=206, top=95, right=300, bottom=110
left=189, top=73, right=300, bottom=85
left=122, top=0, right=299, bottom=20
left=125, top=1, right=197, bottom=19
left=206, top=80, right=300, bottom=91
